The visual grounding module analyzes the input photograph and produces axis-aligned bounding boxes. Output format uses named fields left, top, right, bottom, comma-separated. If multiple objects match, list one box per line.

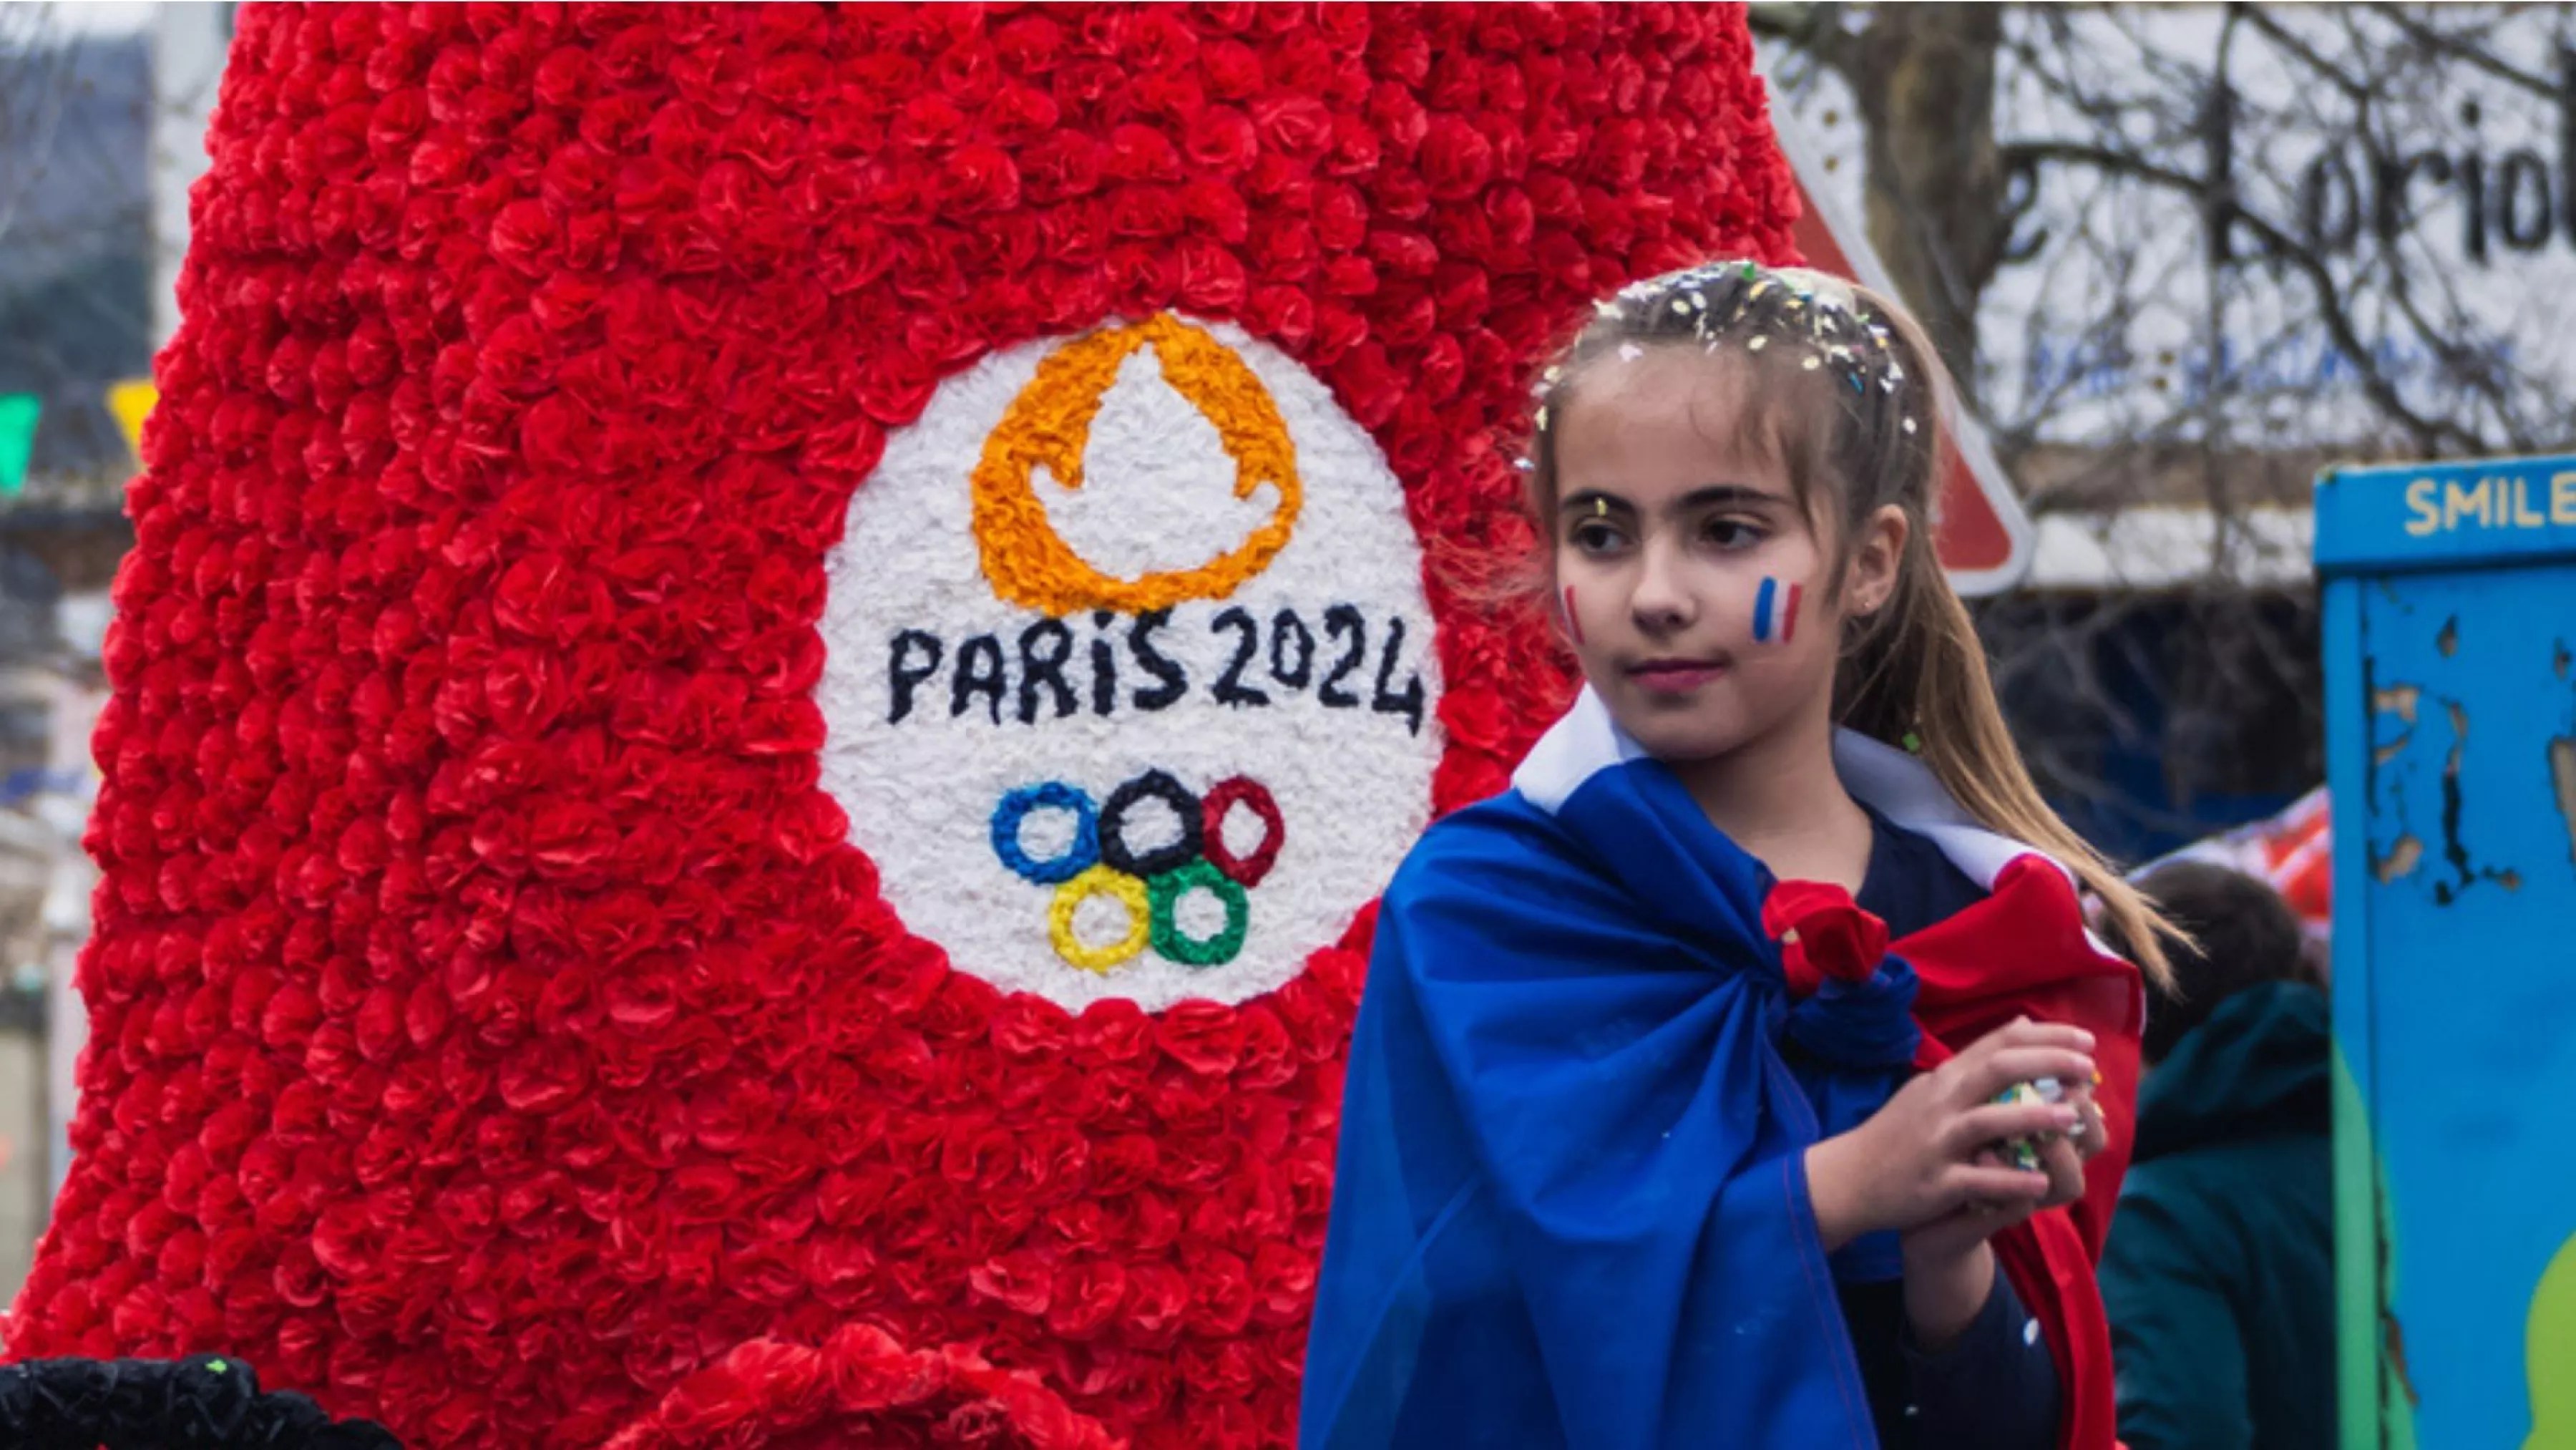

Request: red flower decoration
left=1762, top=880, right=1893, bottom=998
left=602, top=1325, right=1121, bottom=1450
left=13, top=5, right=1799, bottom=1448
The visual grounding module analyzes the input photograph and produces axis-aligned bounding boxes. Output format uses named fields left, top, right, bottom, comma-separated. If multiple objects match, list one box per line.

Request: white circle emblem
left=818, top=316, right=1444, bottom=1012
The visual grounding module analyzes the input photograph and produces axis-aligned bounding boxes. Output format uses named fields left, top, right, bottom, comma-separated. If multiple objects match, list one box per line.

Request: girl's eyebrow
left=1672, top=484, right=1785, bottom=513
left=1559, top=485, right=1782, bottom=517
left=1558, top=489, right=1633, bottom=517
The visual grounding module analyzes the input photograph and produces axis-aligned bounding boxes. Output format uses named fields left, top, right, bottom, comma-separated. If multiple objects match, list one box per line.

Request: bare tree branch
left=2379, top=7, right=2555, bottom=99
left=1996, top=136, right=2490, bottom=457
left=1756, top=4, right=2565, bottom=850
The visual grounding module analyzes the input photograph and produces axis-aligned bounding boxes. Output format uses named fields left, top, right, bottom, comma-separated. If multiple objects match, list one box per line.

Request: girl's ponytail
left=1845, top=537, right=2181, bottom=988
left=1838, top=300, right=2182, bottom=989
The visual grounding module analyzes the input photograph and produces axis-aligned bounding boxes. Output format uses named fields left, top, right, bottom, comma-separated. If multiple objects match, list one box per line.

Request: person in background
left=2097, top=860, right=2335, bottom=1450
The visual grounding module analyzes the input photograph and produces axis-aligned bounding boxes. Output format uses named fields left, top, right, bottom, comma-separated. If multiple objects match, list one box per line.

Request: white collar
left=1512, top=686, right=2076, bottom=894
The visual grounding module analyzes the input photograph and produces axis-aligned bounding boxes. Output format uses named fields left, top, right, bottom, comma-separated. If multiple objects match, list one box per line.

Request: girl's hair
left=1520, top=260, right=2179, bottom=988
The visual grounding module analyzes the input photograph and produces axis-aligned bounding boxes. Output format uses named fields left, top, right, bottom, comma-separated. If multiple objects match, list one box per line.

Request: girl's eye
left=1568, top=520, right=1629, bottom=554
left=1702, top=517, right=1765, bottom=550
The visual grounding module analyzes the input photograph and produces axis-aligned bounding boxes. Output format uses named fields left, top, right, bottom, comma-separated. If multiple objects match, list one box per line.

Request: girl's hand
left=1897, top=1068, right=2111, bottom=1348
left=2031, top=1078, right=2109, bottom=1210
left=1805, top=1018, right=2094, bottom=1251
left=1901, top=1079, right=2109, bottom=1348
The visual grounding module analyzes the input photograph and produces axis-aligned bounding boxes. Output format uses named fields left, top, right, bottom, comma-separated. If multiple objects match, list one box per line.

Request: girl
left=1299, top=261, right=2175, bottom=1449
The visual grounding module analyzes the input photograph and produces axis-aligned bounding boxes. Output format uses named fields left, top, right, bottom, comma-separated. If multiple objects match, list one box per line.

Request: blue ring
left=990, top=782, right=1101, bottom=885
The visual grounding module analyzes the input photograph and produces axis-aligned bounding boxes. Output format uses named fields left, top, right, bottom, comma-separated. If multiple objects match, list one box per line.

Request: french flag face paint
left=1751, top=576, right=1802, bottom=645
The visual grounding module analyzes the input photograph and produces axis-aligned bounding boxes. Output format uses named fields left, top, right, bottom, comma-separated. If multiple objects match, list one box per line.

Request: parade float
left=6, top=6, right=1811, bottom=1445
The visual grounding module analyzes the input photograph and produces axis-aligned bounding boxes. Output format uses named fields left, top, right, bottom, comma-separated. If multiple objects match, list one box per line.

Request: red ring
left=1199, top=777, right=1285, bottom=887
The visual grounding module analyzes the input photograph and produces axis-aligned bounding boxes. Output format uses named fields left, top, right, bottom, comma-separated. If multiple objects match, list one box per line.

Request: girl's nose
left=1628, top=539, right=1697, bottom=634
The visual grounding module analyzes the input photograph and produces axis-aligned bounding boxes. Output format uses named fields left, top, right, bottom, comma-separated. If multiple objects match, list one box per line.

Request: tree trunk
left=1850, top=4, right=2007, bottom=407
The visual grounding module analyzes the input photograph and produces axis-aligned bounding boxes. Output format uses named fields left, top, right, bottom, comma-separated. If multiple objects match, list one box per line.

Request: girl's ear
left=1843, top=503, right=1908, bottom=621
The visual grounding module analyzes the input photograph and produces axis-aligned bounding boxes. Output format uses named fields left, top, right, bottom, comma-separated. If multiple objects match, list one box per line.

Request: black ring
left=1098, top=769, right=1204, bottom=879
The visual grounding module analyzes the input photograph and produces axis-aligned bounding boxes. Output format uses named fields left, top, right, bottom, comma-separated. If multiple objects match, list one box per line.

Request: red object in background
left=6, top=6, right=1802, bottom=1449
left=1768, top=115, right=2035, bottom=595
left=2248, top=790, right=2333, bottom=928
left=2142, top=788, right=2334, bottom=937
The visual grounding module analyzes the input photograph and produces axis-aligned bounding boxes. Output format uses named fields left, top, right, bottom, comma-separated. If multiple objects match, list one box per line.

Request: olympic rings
left=1199, top=776, right=1285, bottom=887
left=1148, top=859, right=1252, bottom=967
left=993, top=769, right=1287, bottom=975
left=1098, top=769, right=1205, bottom=878
left=1048, top=865, right=1152, bottom=973
left=990, top=782, right=1101, bottom=885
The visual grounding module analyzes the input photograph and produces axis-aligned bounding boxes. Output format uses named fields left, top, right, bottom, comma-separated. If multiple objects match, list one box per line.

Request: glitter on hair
left=1526, top=258, right=1911, bottom=416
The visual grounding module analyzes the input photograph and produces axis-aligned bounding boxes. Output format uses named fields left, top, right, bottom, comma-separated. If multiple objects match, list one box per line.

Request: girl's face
left=1550, top=346, right=1901, bottom=766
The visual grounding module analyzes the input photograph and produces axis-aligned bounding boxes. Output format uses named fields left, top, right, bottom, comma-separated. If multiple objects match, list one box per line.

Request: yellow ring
left=1047, top=865, right=1152, bottom=973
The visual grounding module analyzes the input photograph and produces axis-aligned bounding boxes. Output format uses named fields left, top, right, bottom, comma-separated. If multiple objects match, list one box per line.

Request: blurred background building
left=0, top=0, right=228, bottom=1315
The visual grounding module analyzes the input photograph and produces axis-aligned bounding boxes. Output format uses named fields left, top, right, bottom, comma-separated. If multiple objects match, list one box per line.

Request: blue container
left=2317, top=456, right=2576, bottom=1449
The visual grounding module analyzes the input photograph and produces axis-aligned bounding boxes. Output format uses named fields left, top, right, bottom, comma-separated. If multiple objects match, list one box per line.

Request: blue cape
left=1299, top=694, right=2006, bottom=1449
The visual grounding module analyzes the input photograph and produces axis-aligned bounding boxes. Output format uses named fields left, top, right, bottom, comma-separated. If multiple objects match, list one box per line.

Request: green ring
left=1147, top=859, right=1250, bottom=968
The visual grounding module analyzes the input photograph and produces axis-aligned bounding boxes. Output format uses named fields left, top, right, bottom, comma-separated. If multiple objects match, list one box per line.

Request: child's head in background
left=2113, top=860, right=2308, bottom=1064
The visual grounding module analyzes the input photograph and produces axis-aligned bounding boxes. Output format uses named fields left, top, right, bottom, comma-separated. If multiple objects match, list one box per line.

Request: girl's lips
left=1626, top=661, right=1728, bottom=691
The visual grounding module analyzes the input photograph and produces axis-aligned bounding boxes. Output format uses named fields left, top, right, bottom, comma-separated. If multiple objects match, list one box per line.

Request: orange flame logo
left=971, top=315, right=1302, bottom=615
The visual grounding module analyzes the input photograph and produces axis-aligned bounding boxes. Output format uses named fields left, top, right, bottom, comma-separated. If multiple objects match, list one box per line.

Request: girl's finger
left=1944, top=1099, right=2080, bottom=1154
left=2035, top=1136, right=2087, bottom=1206
left=1965, top=1018, right=2097, bottom=1058
left=2069, top=1099, right=2110, bottom=1159
left=1942, top=1163, right=2052, bottom=1211
left=1970, top=1197, right=2043, bottom=1230
left=1958, top=1048, right=2098, bottom=1102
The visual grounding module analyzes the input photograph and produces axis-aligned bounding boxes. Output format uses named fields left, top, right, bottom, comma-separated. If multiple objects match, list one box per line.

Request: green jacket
left=2099, top=981, right=2336, bottom=1450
